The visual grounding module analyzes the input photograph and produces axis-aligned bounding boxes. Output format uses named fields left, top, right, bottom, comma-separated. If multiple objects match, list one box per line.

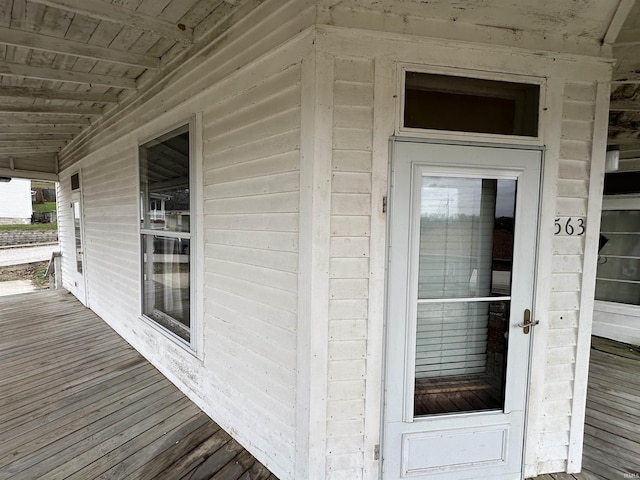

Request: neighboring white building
left=0, top=179, right=32, bottom=225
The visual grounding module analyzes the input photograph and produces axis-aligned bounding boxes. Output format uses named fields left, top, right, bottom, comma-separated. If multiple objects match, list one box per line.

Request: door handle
left=517, top=309, right=539, bottom=334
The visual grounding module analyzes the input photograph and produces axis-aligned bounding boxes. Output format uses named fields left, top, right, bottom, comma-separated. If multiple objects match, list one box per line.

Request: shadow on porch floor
left=0, top=289, right=277, bottom=480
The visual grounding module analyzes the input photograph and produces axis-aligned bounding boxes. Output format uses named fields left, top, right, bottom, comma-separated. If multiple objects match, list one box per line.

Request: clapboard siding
left=201, top=58, right=302, bottom=477
left=326, top=56, right=374, bottom=480
left=81, top=144, right=140, bottom=323
left=538, top=81, right=597, bottom=471
left=57, top=172, right=76, bottom=296
left=55, top=9, right=313, bottom=478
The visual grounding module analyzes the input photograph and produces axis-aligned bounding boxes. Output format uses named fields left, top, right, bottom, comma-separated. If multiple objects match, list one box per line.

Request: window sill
left=594, top=300, right=640, bottom=316
left=138, top=314, right=201, bottom=360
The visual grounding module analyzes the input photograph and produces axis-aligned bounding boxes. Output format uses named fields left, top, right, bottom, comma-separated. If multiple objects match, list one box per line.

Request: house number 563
left=554, top=217, right=585, bottom=236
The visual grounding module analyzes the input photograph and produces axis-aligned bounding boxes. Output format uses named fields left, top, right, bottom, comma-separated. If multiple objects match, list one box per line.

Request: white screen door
left=71, top=190, right=87, bottom=306
left=382, top=141, right=541, bottom=480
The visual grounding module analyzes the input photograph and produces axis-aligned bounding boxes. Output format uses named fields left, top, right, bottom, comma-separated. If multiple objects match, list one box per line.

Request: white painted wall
left=55, top=2, right=615, bottom=480
left=57, top=1, right=316, bottom=478
left=0, top=179, right=32, bottom=224
left=310, top=19, right=611, bottom=479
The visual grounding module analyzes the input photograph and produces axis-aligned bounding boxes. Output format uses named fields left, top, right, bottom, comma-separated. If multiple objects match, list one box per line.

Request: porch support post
left=296, top=43, right=334, bottom=479
left=567, top=79, right=612, bottom=473
left=523, top=77, right=565, bottom=478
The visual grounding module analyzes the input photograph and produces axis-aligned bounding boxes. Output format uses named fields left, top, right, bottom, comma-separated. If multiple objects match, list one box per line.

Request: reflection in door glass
left=414, top=176, right=516, bottom=416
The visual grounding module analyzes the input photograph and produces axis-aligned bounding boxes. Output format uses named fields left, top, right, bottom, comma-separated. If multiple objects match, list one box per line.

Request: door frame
left=70, top=172, right=88, bottom=306
left=380, top=138, right=544, bottom=479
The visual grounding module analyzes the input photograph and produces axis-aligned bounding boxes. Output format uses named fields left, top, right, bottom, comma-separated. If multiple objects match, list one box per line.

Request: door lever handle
left=517, top=309, right=539, bottom=334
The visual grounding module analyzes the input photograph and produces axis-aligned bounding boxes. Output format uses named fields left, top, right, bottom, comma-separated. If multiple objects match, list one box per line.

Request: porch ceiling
left=0, top=0, right=638, bottom=180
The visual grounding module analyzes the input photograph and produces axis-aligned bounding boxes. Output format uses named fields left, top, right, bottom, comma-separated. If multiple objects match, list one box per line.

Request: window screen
left=404, top=72, right=539, bottom=136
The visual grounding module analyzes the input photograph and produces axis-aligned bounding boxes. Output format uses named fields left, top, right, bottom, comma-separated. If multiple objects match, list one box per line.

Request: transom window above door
left=403, top=71, right=540, bottom=137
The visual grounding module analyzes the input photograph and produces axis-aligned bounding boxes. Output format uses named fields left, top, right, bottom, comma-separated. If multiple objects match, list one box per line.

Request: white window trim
left=596, top=194, right=640, bottom=312
left=136, top=114, right=203, bottom=357
left=395, top=63, right=546, bottom=147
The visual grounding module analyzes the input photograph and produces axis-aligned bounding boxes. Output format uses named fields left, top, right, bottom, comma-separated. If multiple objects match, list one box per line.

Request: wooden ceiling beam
left=614, top=27, right=640, bottom=45
left=29, top=0, right=193, bottom=44
left=0, top=114, right=91, bottom=125
left=0, top=104, right=102, bottom=114
left=612, top=39, right=640, bottom=47
left=604, top=0, right=636, bottom=45
left=0, top=26, right=160, bottom=69
left=610, top=100, right=640, bottom=112
left=0, top=125, right=84, bottom=134
left=0, top=168, right=58, bottom=181
left=612, top=70, right=640, bottom=84
left=0, top=140, right=67, bottom=148
left=0, top=146, right=62, bottom=154
left=0, top=86, right=118, bottom=103
left=0, top=61, right=137, bottom=89
left=0, top=133, right=74, bottom=141
left=608, top=134, right=640, bottom=145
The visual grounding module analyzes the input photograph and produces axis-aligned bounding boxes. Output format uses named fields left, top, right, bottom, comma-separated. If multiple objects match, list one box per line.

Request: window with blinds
left=414, top=176, right=515, bottom=416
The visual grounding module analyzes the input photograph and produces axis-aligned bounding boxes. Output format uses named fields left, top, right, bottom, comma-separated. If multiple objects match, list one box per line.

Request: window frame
left=396, top=64, right=545, bottom=146
left=137, top=115, right=201, bottom=353
left=595, top=194, right=640, bottom=309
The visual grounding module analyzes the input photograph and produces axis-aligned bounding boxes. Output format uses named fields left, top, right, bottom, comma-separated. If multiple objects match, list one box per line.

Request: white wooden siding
left=57, top=172, right=75, bottom=295
left=201, top=59, right=302, bottom=475
left=56, top=4, right=315, bottom=477
left=81, top=144, right=140, bottom=323
left=312, top=20, right=611, bottom=477
left=53, top=5, right=614, bottom=479
left=326, top=56, right=374, bottom=480
left=536, top=81, right=597, bottom=474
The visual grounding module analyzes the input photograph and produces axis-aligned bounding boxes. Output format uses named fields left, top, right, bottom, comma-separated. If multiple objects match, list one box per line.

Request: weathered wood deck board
left=531, top=474, right=586, bottom=480
left=0, top=290, right=276, bottom=480
left=581, top=336, right=640, bottom=480
left=528, top=337, right=640, bottom=480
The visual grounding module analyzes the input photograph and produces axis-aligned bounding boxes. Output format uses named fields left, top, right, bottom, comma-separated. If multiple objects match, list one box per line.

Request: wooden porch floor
left=581, top=336, right=640, bottom=479
left=530, top=336, right=640, bottom=480
left=2, top=290, right=640, bottom=480
left=0, top=290, right=276, bottom=480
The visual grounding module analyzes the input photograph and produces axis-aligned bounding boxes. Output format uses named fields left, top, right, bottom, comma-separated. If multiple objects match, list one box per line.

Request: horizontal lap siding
left=326, top=57, right=374, bottom=480
left=82, top=146, right=140, bottom=322
left=539, top=81, right=596, bottom=470
left=57, top=174, right=75, bottom=295
left=55, top=7, right=314, bottom=476
left=202, top=60, right=302, bottom=478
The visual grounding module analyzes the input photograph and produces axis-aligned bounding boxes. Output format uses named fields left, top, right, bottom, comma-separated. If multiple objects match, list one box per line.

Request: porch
left=2, top=290, right=639, bottom=479
left=0, top=289, right=276, bottom=480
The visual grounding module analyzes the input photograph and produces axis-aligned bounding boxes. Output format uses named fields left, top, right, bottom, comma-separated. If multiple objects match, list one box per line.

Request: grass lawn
left=32, top=202, right=57, bottom=213
left=0, top=222, right=58, bottom=231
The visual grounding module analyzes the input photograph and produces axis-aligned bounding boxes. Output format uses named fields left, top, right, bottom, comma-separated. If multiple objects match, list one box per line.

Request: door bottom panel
left=402, top=424, right=509, bottom=475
